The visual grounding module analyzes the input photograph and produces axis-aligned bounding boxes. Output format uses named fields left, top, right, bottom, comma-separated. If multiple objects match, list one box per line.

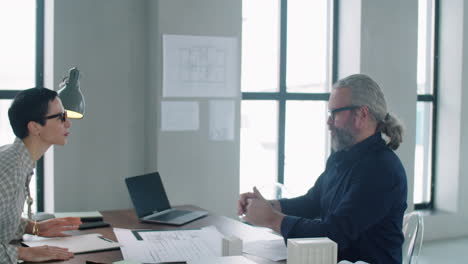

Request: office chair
left=402, top=211, right=424, bottom=264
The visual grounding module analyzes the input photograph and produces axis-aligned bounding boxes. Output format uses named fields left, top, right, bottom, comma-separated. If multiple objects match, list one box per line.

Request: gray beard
left=332, top=127, right=356, bottom=151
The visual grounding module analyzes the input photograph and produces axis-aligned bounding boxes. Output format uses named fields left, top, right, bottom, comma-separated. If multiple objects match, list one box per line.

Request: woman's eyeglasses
left=44, top=111, right=68, bottom=122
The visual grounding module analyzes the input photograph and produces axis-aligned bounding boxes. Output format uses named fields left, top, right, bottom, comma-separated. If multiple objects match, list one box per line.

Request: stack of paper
left=287, top=237, right=337, bottom=264
left=22, top=233, right=120, bottom=254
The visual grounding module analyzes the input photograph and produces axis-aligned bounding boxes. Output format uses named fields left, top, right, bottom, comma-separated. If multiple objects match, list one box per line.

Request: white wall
left=51, top=0, right=148, bottom=211
left=50, top=0, right=241, bottom=218
left=360, top=0, right=418, bottom=211
left=147, top=0, right=242, bottom=218
left=421, top=0, right=468, bottom=240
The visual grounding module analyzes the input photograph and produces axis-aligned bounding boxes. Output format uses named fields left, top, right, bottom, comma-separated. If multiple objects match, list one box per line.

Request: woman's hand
left=18, top=245, right=74, bottom=262
left=37, top=217, right=82, bottom=237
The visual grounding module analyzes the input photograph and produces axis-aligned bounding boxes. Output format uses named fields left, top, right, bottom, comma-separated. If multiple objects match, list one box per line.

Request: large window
left=0, top=1, right=44, bottom=212
left=240, top=0, right=334, bottom=199
left=241, top=0, right=437, bottom=207
left=415, top=0, right=437, bottom=209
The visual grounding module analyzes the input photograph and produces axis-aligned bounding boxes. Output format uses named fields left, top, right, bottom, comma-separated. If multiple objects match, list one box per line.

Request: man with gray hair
left=238, top=74, right=407, bottom=263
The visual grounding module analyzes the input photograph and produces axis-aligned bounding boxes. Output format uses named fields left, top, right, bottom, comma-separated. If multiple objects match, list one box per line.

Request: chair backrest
left=402, top=211, right=424, bottom=264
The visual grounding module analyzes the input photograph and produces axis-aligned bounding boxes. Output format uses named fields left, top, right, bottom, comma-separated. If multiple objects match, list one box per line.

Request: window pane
left=0, top=2, right=36, bottom=90
left=284, top=101, right=328, bottom=196
left=414, top=102, right=433, bottom=204
left=417, top=0, right=435, bottom=94
left=241, top=0, right=280, bottom=92
left=240, top=101, right=278, bottom=196
left=0, top=100, right=16, bottom=146
left=286, top=0, right=331, bottom=93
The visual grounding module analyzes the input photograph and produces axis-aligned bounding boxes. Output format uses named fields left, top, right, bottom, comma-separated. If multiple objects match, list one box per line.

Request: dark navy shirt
left=279, top=133, right=407, bottom=264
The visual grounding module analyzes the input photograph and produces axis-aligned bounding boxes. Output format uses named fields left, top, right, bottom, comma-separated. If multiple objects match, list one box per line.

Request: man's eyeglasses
left=44, top=111, right=68, bottom=122
left=328, top=105, right=361, bottom=121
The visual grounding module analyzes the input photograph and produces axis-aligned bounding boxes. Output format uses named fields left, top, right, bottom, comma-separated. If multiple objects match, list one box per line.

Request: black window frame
left=242, top=0, right=438, bottom=209
left=415, top=0, right=439, bottom=210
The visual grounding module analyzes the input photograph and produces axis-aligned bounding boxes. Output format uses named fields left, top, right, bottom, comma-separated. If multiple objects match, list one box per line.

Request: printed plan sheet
left=163, top=34, right=238, bottom=98
left=114, top=226, right=224, bottom=263
left=209, top=100, right=235, bottom=141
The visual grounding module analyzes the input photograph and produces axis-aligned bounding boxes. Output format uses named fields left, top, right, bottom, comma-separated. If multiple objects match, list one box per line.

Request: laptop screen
left=125, top=172, right=171, bottom=218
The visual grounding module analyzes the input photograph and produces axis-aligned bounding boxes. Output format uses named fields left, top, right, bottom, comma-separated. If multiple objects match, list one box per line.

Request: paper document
left=114, top=226, right=224, bottom=263
left=209, top=100, right=235, bottom=141
left=188, top=256, right=258, bottom=264
left=22, top=233, right=119, bottom=254
left=145, top=238, right=215, bottom=262
left=243, top=239, right=287, bottom=261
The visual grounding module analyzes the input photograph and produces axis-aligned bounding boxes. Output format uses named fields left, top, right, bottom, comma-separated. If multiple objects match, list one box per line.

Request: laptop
left=125, top=172, right=208, bottom=226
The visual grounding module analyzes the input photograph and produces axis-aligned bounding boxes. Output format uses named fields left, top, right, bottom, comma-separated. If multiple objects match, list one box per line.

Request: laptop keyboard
left=148, top=210, right=191, bottom=221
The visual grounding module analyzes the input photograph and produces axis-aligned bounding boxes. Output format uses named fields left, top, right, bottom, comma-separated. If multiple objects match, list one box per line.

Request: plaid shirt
left=0, top=138, right=35, bottom=263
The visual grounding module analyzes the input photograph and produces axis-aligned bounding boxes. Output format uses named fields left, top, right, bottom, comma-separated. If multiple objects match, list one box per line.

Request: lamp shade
left=57, top=67, right=85, bottom=119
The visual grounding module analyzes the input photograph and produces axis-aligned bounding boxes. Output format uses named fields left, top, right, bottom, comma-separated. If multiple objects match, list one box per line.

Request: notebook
left=54, top=211, right=103, bottom=222
left=125, top=172, right=208, bottom=226
left=22, top=233, right=120, bottom=254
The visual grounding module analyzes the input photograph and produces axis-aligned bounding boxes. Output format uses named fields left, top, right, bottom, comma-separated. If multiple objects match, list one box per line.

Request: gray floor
left=418, top=237, right=468, bottom=263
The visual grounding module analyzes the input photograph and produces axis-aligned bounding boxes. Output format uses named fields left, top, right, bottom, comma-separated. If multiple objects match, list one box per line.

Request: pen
left=98, top=236, right=114, bottom=243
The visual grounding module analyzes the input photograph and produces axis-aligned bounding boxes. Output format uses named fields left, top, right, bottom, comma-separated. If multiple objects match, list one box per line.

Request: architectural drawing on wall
left=163, top=34, right=238, bottom=98
left=179, top=46, right=226, bottom=84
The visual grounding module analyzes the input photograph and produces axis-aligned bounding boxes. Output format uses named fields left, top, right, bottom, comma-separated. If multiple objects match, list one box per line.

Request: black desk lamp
left=58, top=67, right=85, bottom=119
